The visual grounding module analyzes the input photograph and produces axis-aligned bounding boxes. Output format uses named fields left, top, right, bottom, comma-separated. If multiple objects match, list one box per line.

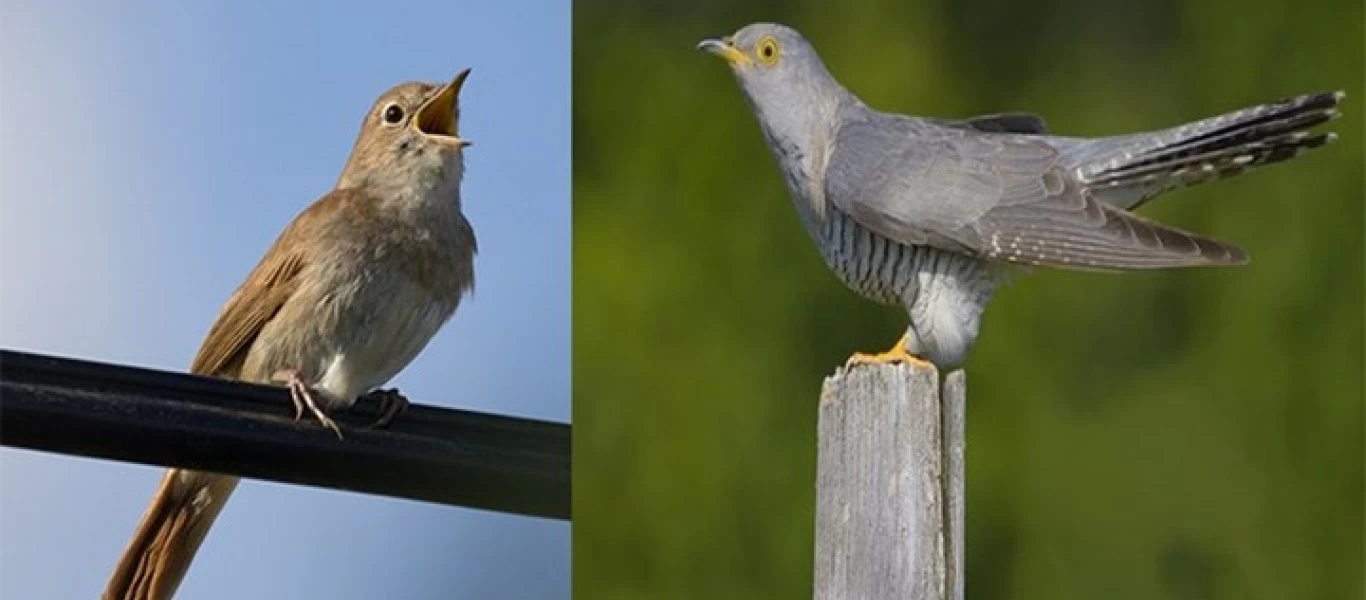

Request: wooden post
left=814, top=362, right=966, bottom=600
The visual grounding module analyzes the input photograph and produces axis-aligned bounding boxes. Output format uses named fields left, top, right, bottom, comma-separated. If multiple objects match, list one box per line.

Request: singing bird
left=700, top=23, right=1341, bottom=370
left=103, top=71, right=478, bottom=600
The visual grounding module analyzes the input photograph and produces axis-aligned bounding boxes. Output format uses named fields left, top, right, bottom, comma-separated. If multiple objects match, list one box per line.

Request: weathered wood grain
left=815, top=362, right=965, bottom=600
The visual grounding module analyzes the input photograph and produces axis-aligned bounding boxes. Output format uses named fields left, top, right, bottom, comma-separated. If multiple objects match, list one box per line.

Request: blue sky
left=0, top=1, right=569, bottom=598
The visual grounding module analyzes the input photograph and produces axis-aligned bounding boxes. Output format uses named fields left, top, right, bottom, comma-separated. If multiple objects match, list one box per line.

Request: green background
left=573, top=0, right=1363, bottom=598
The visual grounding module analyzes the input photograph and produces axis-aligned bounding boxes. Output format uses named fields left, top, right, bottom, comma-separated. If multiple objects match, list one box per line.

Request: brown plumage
left=104, top=70, right=476, bottom=600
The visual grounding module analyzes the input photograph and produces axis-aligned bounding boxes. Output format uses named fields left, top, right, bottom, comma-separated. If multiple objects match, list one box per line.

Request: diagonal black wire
left=0, top=349, right=570, bottom=521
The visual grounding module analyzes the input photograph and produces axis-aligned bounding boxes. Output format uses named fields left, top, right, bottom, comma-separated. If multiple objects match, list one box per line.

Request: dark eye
left=383, top=104, right=404, bottom=124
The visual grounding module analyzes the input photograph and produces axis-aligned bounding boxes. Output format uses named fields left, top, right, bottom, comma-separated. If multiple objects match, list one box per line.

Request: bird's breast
left=815, top=207, right=913, bottom=305
left=812, top=207, right=999, bottom=367
left=247, top=227, right=473, bottom=408
left=308, top=273, right=460, bottom=407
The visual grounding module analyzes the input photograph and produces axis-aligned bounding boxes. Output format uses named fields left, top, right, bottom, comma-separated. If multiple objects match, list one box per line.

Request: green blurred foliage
left=572, top=0, right=1363, bottom=598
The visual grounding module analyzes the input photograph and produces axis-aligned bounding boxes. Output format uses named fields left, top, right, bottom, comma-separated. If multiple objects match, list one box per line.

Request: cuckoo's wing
left=823, top=112, right=1247, bottom=270
left=925, top=112, right=1048, bottom=135
left=964, top=112, right=1049, bottom=134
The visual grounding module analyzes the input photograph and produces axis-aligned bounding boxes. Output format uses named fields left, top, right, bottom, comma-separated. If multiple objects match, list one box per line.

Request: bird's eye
left=757, top=36, right=780, bottom=66
left=382, top=103, right=404, bottom=124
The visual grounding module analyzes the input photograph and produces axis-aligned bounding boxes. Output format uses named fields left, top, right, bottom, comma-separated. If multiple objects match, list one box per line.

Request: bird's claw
left=362, top=388, right=409, bottom=429
left=844, top=335, right=934, bottom=370
left=271, top=369, right=344, bottom=439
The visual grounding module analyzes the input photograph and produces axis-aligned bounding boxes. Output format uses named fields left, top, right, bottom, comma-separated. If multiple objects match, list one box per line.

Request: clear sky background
left=0, top=1, right=570, bottom=599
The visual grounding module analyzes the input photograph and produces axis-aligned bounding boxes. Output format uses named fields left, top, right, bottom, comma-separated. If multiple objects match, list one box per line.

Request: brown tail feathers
left=103, top=470, right=240, bottom=600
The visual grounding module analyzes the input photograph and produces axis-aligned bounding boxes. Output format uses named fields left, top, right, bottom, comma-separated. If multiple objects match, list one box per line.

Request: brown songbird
left=103, top=70, right=478, bottom=600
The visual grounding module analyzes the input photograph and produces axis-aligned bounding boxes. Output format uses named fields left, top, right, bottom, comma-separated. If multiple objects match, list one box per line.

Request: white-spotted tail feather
left=1075, top=91, right=1342, bottom=209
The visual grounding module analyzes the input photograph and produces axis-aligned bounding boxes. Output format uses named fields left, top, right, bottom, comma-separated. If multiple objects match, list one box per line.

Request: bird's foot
left=844, top=335, right=935, bottom=370
left=362, top=388, right=409, bottom=429
left=271, top=369, right=343, bottom=439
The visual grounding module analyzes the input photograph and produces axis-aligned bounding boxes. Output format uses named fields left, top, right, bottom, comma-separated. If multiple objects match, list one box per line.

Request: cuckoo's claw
left=845, top=335, right=935, bottom=369
left=272, top=369, right=343, bottom=439
left=362, top=388, right=409, bottom=429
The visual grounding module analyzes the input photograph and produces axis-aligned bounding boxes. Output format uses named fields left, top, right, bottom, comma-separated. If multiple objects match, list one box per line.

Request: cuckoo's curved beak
left=414, top=68, right=471, bottom=148
left=697, top=38, right=751, bottom=67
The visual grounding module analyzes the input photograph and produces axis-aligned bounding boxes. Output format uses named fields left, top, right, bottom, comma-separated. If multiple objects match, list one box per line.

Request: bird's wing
left=103, top=191, right=352, bottom=600
left=928, top=112, right=1048, bottom=135
left=188, top=240, right=307, bottom=377
left=187, top=189, right=352, bottom=377
left=823, top=111, right=1247, bottom=270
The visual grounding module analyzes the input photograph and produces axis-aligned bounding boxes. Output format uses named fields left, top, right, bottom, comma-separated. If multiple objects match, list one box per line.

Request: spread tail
left=104, top=470, right=239, bottom=600
left=1074, top=90, right=1342, bottom=209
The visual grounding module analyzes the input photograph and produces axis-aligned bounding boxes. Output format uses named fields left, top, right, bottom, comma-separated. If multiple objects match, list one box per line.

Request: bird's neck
left=752, top=83, right=852, bottom=231
left=339, top=155, right=466, bottom=222
left=344, top=170, right=475, bottom=264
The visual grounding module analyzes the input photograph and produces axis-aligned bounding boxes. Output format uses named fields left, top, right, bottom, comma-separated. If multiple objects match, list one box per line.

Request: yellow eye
left=756, top=36, right=780, bottom=66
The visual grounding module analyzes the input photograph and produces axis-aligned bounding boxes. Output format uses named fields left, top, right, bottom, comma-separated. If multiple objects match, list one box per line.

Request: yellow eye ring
left=756, top=36, right=780, bottom=66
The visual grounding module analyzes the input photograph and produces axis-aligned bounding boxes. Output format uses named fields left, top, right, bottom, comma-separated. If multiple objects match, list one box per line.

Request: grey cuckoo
left=699, top=23, right=1341, bottom=370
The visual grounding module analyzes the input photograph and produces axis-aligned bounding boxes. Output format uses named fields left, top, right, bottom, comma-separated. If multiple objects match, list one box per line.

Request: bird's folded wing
left=935, top=112, right=1048, bottom=135
left=188, top=206, right=324, bottom=376
left=107, top=213, right=311, bottom=600
left=823, top=112, right=1247, bottom=270
left=106, top=189, right=352, bottom=600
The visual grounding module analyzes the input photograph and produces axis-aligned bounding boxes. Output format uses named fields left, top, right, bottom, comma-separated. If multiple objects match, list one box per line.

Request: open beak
left=414, top=68, right=471, bottom=148
left=697, top=38, right=750, bottom=67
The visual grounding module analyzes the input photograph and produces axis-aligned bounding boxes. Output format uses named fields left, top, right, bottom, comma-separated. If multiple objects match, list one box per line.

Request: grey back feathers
left=719, top=23, right=1341, bottom=272
left=705, top=21, right=1340, bottom=367
left=824, top=106, right=1249, bottom=269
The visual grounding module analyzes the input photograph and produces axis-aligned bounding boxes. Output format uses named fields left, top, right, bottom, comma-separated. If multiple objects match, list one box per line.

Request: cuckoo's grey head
left=337, top=70, right=471, bottom=204
left=698, top=24, right=847, bottom=155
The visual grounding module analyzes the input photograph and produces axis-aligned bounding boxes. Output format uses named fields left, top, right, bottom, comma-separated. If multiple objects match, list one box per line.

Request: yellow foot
left=844, top=335, right=935, bottom=369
